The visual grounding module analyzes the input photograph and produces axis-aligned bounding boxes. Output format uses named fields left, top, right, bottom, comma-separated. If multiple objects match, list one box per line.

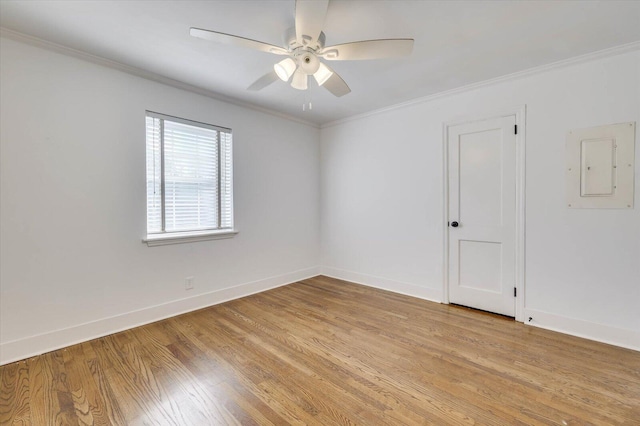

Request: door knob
left=451, top=221, right=459, bottom=227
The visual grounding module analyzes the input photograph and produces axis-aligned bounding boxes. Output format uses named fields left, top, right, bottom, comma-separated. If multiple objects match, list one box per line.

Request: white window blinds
left=146, top=112, right=233, bottom=235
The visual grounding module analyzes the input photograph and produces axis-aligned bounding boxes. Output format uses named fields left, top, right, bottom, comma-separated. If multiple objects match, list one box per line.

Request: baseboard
left=524, top=308, right=640, bottom=352
left=6, top=269, right=634, bottom=365
left=320, top=266, right=442, bottom=303
left=320, top=267, right=638, bottom=352
left=0, top=267, right=321, bottom=365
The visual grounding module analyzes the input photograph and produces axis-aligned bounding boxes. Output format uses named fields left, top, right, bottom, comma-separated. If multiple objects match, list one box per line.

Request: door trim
left=442, top=105, right=526, bottom=322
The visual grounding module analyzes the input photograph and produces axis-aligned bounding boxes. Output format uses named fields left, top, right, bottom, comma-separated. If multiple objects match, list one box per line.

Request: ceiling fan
left=190, top=0, right=414, bottom=97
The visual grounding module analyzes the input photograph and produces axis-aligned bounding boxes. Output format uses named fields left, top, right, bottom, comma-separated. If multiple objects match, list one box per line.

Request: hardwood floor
left=1, top=276, right=639, bottom=425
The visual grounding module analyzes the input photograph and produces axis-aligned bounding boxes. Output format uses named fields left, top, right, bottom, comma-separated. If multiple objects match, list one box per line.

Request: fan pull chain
left=302, top=94, right=313, bottom=112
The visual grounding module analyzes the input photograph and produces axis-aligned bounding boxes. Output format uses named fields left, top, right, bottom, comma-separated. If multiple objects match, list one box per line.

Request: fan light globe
left=274, top=58, right=296, bottom=82
left=291, top=69, right=308, bottom=90
left=298, top=53, right=320, bottom=75
left=313, top=63, right=333, bottom=86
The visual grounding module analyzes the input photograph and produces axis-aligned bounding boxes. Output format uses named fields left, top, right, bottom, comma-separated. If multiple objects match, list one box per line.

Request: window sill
left=143, top=229, right=238, bottom=246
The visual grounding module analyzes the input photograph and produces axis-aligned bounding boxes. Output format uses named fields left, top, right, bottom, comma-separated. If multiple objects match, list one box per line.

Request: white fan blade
left=320, top=39, right=414, bottom=61
left=322, top=66, right=351, bottom=97
left=190, top=28, right=289, bottom=55
left=295, top=0, right=329, bottom=46
left=247, top=70, right=279, bottom=91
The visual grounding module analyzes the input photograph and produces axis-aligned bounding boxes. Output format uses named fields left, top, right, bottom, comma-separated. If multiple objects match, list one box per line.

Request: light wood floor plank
left=61, top=344, right=111, bottom=426
left=27, top=351, right=79, bottom=425
left=1, top=276, right=639, bottom=425
left=0, top=360, right=30, bottom=425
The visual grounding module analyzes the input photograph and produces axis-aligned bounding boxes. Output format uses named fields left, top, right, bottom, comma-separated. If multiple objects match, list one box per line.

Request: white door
left=447, top=115, right=516, bottom=317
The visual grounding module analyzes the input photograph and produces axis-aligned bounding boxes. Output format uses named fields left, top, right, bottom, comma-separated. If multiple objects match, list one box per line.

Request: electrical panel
left=566, top=122, right=635, bottom=209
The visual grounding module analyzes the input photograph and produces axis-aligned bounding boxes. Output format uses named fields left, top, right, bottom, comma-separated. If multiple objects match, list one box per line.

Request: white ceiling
left=1, top=1, right=639, bottom=125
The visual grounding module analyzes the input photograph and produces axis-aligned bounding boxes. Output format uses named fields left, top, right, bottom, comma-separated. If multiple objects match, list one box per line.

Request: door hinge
left=514, top=287, right=517, bottom=297
left=514, top=124, right=518, bottom=135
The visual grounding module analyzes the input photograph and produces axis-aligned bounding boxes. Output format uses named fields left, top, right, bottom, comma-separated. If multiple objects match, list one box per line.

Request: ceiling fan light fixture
left=291, top=69, right=308, bottom=90
left=191, top=0, right=413, bottom=98
left=313, top=62, right=333, bottom=86
left=274, top=58, right=297, bottom=81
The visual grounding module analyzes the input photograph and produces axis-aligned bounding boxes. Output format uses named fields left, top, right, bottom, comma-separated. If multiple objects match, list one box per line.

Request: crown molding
left=3, top=26, right=637, bottom=130
left=321, top=40, right=640, bottom=129
left=0, top=27, right=320, bottom=129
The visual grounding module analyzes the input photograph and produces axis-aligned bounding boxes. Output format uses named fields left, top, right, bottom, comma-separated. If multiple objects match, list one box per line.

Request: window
left=144, top=111, right=235, bottom=245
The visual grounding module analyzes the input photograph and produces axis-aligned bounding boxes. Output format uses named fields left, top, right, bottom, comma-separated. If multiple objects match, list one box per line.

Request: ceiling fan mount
left=190, top=0, right=414, bottom=97
left=284, top=26, right=326, bottom=52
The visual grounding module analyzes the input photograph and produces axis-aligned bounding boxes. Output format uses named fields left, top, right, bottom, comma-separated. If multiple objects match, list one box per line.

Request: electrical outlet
left=185, top=277, right=194, bottom=291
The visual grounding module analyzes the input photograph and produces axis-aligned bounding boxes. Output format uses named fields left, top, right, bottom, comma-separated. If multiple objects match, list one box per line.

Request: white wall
left=0, top=37, right=320, bottom=364
left=321, top=50, right=640, bottom=350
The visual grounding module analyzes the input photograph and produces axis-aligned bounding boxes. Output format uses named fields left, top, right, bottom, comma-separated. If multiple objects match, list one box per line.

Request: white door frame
left=442, top=105, right=526, bottom=322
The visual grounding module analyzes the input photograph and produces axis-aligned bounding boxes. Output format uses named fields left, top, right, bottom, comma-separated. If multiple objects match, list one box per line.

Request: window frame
left=143, top=111, right=237, bottom=246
